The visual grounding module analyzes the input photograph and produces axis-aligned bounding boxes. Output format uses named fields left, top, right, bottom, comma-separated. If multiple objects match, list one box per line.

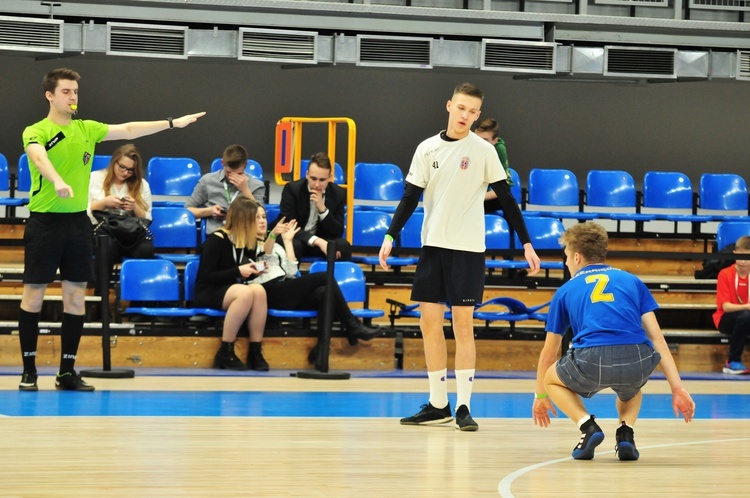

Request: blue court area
left=2, top=389, right=749, bottom=419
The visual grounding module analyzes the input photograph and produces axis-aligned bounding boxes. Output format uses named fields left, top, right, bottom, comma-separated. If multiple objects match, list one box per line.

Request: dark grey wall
left=2, top=53, right=749, bottom=189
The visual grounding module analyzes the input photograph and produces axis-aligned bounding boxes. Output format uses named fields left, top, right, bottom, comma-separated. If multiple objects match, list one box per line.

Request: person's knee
left=543, top=364, right=564, bottom=390
left=735, top=310, right=750, bottom=328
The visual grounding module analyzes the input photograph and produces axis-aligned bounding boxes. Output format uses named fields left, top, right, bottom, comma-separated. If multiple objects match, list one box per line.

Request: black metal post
left=296, top=240, right=350, bottom=380
left=81, top=235, right=134, bottom=379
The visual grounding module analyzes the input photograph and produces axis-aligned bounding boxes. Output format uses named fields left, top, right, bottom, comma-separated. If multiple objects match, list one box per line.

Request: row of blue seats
left=120, top=259, right=549, bottom=331
left=117, top=259, right=383, bottom=323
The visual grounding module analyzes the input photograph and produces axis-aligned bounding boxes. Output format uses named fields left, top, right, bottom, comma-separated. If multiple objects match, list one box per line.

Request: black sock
left=19, top=309, right=40, bottom=374
left=60, top=313, right=85, bottom=374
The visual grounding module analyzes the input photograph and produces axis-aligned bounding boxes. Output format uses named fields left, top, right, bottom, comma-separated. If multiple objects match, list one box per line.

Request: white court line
left=498, top=436, right=750, bottom=497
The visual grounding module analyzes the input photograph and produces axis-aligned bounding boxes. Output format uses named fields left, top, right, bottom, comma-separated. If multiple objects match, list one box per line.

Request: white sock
left=455, top=369, right=476, bottom=411
left=427, top=369, right=449, bottom=409
left=620, top=422, right=633, bottom=429
left=577, top=415, right=591, bottom=429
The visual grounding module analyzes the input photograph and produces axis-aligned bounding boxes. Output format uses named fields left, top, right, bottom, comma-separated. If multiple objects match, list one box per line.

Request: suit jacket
left=277, top=177, right=346, bottom=245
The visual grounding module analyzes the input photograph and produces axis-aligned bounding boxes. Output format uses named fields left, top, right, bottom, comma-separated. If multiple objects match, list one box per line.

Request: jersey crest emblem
left=460, top=156, right=469, bottom=170
left=83, top=152, right=91, bottom=165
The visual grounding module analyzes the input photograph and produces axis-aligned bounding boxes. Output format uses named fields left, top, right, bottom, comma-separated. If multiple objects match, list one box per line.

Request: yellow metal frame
left=275, top=117, right=357, bottom=242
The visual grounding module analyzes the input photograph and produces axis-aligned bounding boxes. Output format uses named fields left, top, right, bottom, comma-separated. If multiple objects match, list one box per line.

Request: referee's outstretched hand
left=379, top=237, right=393, bottom=271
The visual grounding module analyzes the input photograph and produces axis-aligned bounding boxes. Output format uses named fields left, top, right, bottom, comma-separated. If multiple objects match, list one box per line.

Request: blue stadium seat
left=699, top=173, right=748, bottom=221
left=183, top=260, right=227, bottom=317
left=309, top=261, right=384, bottom=320
left=473, top=297, right=550, bottom=330
left=118, top=259, right=195, bottom=318
left=146, top=156, right=202, bottom=207
left=641, top=171, right=712, bottom=232
left=400, top=211, right=424, bottom=249
left=17, top=153, right=31, bottom=193
left=350, top=210, right=417, bottom=267
left=150, top=207, right=200, bottom=263
left=508, top=167, right=522, bottom=204
left=210, top=157, right=264, bottom=181
left=0, top=153, right=28, bottom=216
left=527, top=168, right=595, bottom=221
left=585, top=170, right=655, bottom=229
left=716, top=221, right=750, bottom=251
left=353, top=162, right=404, bottom=212
left=91, top=155, right=112, bottom=172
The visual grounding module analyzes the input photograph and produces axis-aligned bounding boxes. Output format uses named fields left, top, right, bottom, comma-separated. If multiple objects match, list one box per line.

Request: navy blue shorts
left=411, top=246, right=485, bottom=306
left=555, top=343, right=661, bottom=402
left=23, top=211, right=94, bottom=284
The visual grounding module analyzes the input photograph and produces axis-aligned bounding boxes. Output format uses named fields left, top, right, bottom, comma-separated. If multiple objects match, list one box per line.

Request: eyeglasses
left=116, top=162, right=135, bottom=174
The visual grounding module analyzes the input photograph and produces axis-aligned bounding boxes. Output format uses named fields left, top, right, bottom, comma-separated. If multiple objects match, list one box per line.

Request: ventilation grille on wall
left=0, top=15, right=62, bottom=53
left=239, top=28, right=317, bottom=64
left=738, top=51, right=750, bottom=80
left=481, top=40, right=557, bottom=74
left=689, top=0, right=750, bottom=10
left=604, top=46, right=676, bottom=79
left=107, top=22, right=187, bottom=59
left=356, top=35, right=432, bottom=68
left=596, top=0, right=669, bottom=6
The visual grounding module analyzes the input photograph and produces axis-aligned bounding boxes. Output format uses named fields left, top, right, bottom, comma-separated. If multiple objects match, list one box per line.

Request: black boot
left=213, top=341, right=248, bottom=371
left=247, top=342, right=270, bottom=371
left=345, top=317, right=380, bottom=345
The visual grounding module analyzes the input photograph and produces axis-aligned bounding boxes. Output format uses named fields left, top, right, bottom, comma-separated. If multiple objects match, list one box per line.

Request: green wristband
left=534, top=393, right=548, bottom=399
left=268, top=232, right=276, bottom=240
left=384, top=234, right=394, bottom=242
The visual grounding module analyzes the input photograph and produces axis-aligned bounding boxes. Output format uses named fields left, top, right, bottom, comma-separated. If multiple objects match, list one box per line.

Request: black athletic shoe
left=19, top=372, right=38, bottom=391
left=55, top=371, right=95, bottom=392
left=572, top=415, right=605, bottom=460
left=615, top=422, right=640, bottom=461
left=400, top=402, right=453, bottom=426
left=455, top=405, right=479, bottom=431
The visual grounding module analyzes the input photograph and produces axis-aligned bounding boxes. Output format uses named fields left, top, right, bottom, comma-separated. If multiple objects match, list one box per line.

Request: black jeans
left=718, top=310, right=750, bottom=362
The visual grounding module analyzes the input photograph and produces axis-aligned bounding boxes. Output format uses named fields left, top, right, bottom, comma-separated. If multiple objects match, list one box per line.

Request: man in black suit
left=277, top=152, right=352, bottom=261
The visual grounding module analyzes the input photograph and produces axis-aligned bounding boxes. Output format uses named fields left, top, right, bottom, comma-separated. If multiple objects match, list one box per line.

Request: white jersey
left=406, top=131, right=506, bottom=252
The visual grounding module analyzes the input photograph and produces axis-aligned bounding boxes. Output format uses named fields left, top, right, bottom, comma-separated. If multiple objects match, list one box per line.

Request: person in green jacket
left=475, top=117, right=515, bottom=214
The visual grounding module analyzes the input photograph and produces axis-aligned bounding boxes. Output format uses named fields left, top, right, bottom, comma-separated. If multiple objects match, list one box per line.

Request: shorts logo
left=83, top=152, right=91, bottom=165
left=460, top=156, right=469, bottom=170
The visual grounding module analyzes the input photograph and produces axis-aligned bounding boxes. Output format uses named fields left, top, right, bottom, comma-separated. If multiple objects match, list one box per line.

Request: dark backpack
left=695, top=243, right=735, bottom=279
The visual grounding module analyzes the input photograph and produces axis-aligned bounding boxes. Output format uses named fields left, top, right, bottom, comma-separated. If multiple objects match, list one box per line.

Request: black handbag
left=92, top=209, right=153, bottom=250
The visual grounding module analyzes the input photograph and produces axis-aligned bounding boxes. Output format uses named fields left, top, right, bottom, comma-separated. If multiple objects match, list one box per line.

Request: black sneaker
left=19, top=372, right=38, bottom=391
left=615, top=422, right=640, bottom=461
left=572, top=415, right=604, bottom=460
left=400, top=402, right=453, bottom=426
left=55, top=371, right=95, bottom=392
left=212, top=350, right=248, bottom=371
left=455, top=404, right=479, bottom=431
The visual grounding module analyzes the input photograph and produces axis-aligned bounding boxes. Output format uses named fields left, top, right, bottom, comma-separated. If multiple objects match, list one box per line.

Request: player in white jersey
left=379, top=83, right=541, bottom=430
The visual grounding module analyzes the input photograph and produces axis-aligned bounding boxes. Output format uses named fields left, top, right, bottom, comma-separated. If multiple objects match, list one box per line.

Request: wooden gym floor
left=1, top=369, right=749, bottom=497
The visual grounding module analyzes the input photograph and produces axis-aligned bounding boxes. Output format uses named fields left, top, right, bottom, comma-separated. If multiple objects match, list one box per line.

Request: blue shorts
left=555, top=343, right=661, bottom=402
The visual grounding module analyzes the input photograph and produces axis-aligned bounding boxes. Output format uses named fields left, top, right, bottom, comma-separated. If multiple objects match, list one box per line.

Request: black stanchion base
left=79, top=368, right=135, bottom=379
left=295, top=370, right=351, bottom=380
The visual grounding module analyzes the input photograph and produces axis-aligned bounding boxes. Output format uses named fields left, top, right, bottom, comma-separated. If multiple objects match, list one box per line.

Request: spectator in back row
left=475, top=117, right=513, bottom=213
left=273, top=152, right=352, bottom=261
left=714, top=235, right=750, bottom=375
left=185, top=144, right=265, bottom=236
left=87, top=144, right=155, bottom=291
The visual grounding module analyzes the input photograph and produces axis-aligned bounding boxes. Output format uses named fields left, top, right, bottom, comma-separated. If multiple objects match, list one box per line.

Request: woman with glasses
left=87, top=143, right=155, bottom=290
